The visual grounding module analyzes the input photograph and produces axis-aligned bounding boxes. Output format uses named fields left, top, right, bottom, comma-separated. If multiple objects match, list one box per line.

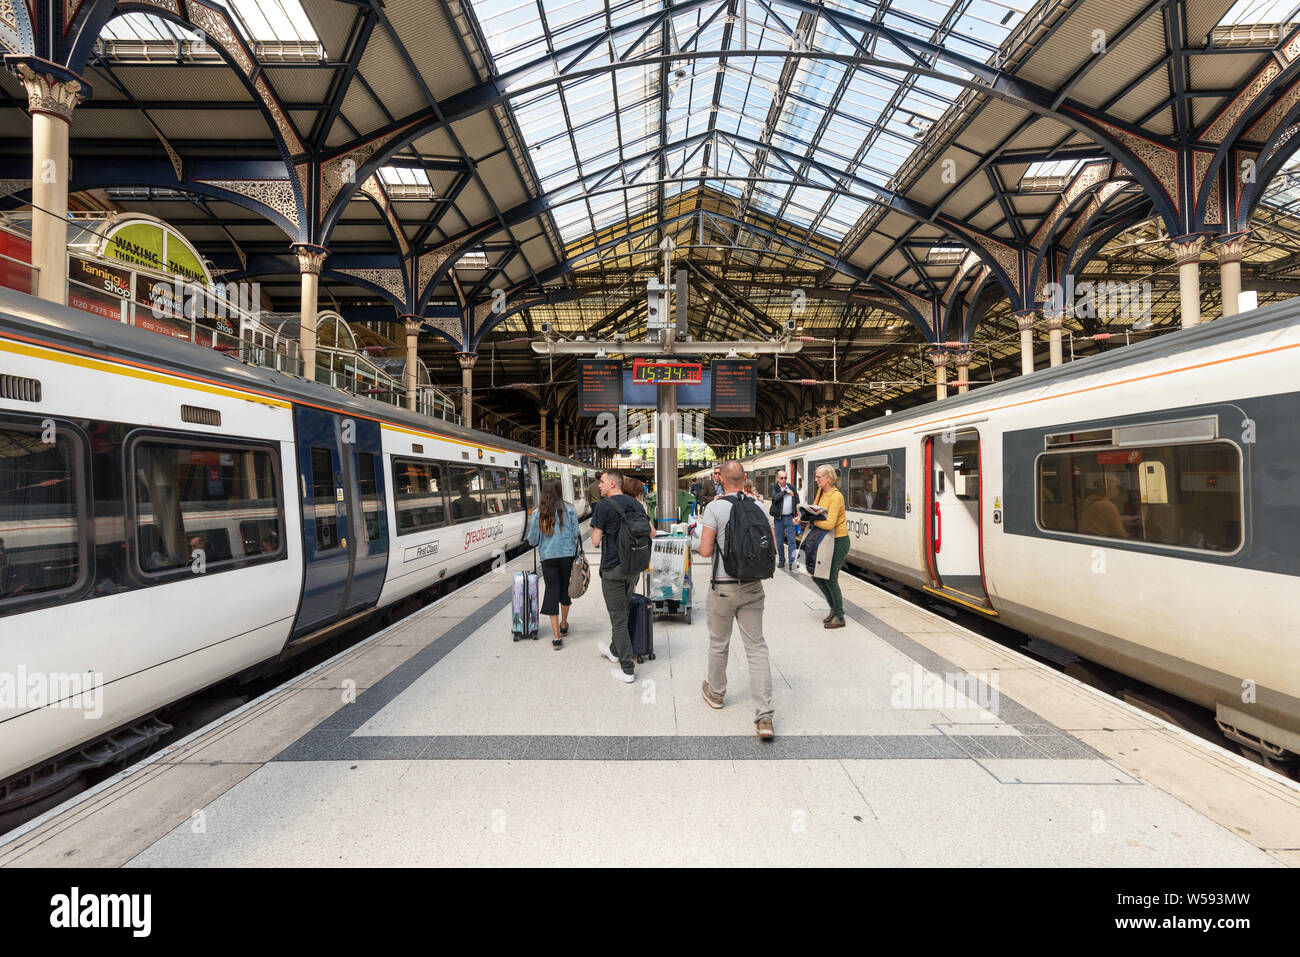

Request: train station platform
left=3, top=547, right=1298, bottom=868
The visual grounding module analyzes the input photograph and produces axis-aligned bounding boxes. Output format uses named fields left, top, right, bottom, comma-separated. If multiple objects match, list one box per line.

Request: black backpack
left=616, top=498, right=652, bottom=575
left=720, top=494, right=777, bottom=582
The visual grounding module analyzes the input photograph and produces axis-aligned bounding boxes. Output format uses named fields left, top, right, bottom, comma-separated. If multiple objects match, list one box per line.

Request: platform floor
left=4, top=546, right=1299, bottom=867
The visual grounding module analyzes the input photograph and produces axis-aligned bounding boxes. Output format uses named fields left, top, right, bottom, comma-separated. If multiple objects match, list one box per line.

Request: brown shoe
left=824, top=616, right=845, bottom=629
left=756, top=717, right=774, bottom=740
left=701, top=680, right=724, bottom=710
left=823, top=613, right=833, bottom=623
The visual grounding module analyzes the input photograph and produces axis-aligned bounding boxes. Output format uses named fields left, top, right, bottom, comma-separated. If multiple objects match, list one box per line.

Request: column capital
left=929, top=349, right=950, bottom=369
left=1169, top=234, right=1206, bottom=265
left=291, top=243, right=328, bottom=275
left=1043, top=314, right=1065, bottom=332
left=953, top=350, right=973, bottom=367
left=5, top=57, right=90, bottom=122
left=400, top=315, right=422, bottom=336
left=1013, top=310, right=1038, bottom=332
left=1214, top=232, right=1248, bottom=265
left=456, top=352, right=478, bottom=371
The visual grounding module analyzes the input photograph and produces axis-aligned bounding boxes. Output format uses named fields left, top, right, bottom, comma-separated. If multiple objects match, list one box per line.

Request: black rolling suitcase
left=628, top=592, right=655, bottom=663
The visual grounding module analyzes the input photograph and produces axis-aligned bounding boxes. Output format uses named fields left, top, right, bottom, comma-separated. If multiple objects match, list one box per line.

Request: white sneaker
left=610, top=668, right=635, bottom=684
left=597, top=642, right=619, bottom=664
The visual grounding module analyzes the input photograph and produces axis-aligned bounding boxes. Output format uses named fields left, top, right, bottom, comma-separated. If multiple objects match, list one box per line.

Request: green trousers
left=813, top=535, right=851, bottom=618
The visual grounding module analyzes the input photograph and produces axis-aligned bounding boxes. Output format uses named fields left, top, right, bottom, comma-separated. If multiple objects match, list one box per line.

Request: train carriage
left=0, top=288, right=589, bottom=813
left=697, top=300, right=1300, bottom=765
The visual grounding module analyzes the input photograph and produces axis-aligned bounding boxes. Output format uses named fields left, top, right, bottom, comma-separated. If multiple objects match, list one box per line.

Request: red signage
left=1097, top=450, right=1142, bottom=465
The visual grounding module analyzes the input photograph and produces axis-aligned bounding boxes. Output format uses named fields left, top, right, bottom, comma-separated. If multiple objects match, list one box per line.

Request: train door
left=790, top=458, right=805, bottom=498
left=292, top=406, right=388, bottom=638
left=923, top=429, right=994, bottom=612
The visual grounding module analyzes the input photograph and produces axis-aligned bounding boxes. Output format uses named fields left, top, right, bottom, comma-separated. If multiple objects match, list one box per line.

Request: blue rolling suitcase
left=628, top=592, right=655, bottom=663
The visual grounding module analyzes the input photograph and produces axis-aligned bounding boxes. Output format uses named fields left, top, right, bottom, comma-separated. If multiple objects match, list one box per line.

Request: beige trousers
left=705, top=580, right=773, bottom=722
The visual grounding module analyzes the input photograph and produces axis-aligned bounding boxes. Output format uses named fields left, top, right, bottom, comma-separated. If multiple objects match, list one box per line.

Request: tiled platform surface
left=3, top=545, right=1298, bottom=868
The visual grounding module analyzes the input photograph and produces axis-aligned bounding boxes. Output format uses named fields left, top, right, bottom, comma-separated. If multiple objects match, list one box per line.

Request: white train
left=0, top=287, right=594, bottom=821
left=695, top=302, right=1300, bottom=768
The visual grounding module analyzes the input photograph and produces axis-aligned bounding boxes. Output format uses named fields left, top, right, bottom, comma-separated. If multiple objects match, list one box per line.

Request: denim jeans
left=773, top=516, right=798, bottom=566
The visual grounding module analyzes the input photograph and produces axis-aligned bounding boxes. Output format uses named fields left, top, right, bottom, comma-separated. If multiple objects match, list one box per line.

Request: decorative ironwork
left=333, top=267, right=406, bottom=305
left=1091, top=117, right=1178, bottom=211
left=9, top=62, right=85, bottom=121
left=253, top=76, right=304, bottom=157
left=1203, top=61, right=1279, bottom=143
left=292, top=244, right=328, bottom=275
left=1030, top=161, right=1109, bottom=247
left=197, top=179, right=298, bottom=225
left=187, top=1, right=254, bottom=77
left=423, top=313, right=466, bottom=348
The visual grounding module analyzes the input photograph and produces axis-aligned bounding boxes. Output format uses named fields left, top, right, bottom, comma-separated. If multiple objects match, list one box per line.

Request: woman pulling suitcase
left=526, top=478, right=583, bottom=649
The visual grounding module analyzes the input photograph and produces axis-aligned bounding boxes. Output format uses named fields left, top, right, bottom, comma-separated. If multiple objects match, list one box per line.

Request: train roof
left=737, top=295, right=1300, bottom=465
left=0, top=287, right=591, bottom=469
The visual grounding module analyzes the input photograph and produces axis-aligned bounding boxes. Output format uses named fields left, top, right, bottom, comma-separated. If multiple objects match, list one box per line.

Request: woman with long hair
left=526, top=478, right=582, bottom=649
left=811, top=465, right=850, bottom=629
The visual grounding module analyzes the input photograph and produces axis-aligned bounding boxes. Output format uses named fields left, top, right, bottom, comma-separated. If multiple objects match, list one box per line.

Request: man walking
left=589, top=468, right=644, bottom=683
left=768, top=470, right=800, bottom=570
left=698, top=460, right=775, bottom=740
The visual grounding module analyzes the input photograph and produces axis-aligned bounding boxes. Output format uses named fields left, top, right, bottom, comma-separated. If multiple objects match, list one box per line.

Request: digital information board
left=631, top=359, right=703, bottom=384
left=577, top=358, right=623, bottom=417
left=710, top=359, right=758, bottom=417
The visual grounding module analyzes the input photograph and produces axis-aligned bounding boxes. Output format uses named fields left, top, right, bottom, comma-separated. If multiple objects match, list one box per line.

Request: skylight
left=1212, top=0, right=1300, bottom=44
left=378, top=166, right=435, bottom=199
left=1020, top=158, right=1086, bottom=191
left=99, top=0, right=320, bottom=61
left=467, top=0, right=1031, bottom=247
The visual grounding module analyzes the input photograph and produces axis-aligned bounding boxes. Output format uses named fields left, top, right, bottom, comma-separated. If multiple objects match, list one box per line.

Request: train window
left=482, top=467, right=511, bottom=515
left=392, top=458, right=445, bottom=533
left=1037, top=441, right=1242, bottom=552
left=953, top=436, right=980, bottom=502
left=309, top=447, right=339, bottom=551
left=509, top=469, right=526, bottom=513
left=847, top=466, right=892, bottom=513
left=448, top=465, right=485, bottom=521
left=358, top=453, right=383, bottom=542
left=133, top=440, right=282, bottom=575
left=0, top=425, right=85, bottom=603
left=571, top=472, right=582, bottom=502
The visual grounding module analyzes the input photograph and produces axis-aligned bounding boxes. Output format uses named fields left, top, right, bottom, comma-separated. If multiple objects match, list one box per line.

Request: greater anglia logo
left=464, top=521, right=505, bottom=549
left=846, top=519, right=869, bottom=538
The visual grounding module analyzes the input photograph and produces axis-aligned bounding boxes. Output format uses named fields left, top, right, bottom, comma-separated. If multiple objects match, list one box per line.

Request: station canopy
left=5, top=0, right=1300, bottom=444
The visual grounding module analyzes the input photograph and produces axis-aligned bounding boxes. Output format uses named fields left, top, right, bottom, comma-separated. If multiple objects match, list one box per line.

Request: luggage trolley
left=645, top=529, right=693, bottom=624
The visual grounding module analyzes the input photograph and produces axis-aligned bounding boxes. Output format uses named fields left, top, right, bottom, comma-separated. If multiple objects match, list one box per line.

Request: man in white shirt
left=767, top=470, right=800, bottom=570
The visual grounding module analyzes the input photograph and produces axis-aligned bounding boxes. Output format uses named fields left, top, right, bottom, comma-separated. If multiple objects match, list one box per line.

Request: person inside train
left=526, top=478, right=581, bottom=650
left=810, top=464, right=850, bottom=630
left=260, top=532, right=280, bottom=554
left=1080, top=475, right=1127, bottom=539
left=453, top=483, right=481, bottom=520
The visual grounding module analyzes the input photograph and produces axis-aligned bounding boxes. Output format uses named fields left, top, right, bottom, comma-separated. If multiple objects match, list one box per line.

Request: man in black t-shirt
left=589, top=468, right=640, bottom=683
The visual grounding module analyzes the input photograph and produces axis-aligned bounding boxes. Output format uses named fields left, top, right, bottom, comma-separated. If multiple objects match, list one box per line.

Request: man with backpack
left=589, top=468, right=652, bottom=684
left=697, top=460, right=777, bottom=740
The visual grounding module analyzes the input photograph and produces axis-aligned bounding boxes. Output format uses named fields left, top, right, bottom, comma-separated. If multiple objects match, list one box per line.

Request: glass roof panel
left=470, top=0, right=1032, bottom=258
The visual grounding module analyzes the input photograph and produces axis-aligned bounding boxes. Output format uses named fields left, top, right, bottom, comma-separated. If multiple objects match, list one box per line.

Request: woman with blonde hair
left=811, top=464, right=850, bottom=629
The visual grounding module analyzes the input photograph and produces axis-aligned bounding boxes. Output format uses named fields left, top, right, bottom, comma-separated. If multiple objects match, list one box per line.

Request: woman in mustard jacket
left=811, top=464, right=850, bottom=629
